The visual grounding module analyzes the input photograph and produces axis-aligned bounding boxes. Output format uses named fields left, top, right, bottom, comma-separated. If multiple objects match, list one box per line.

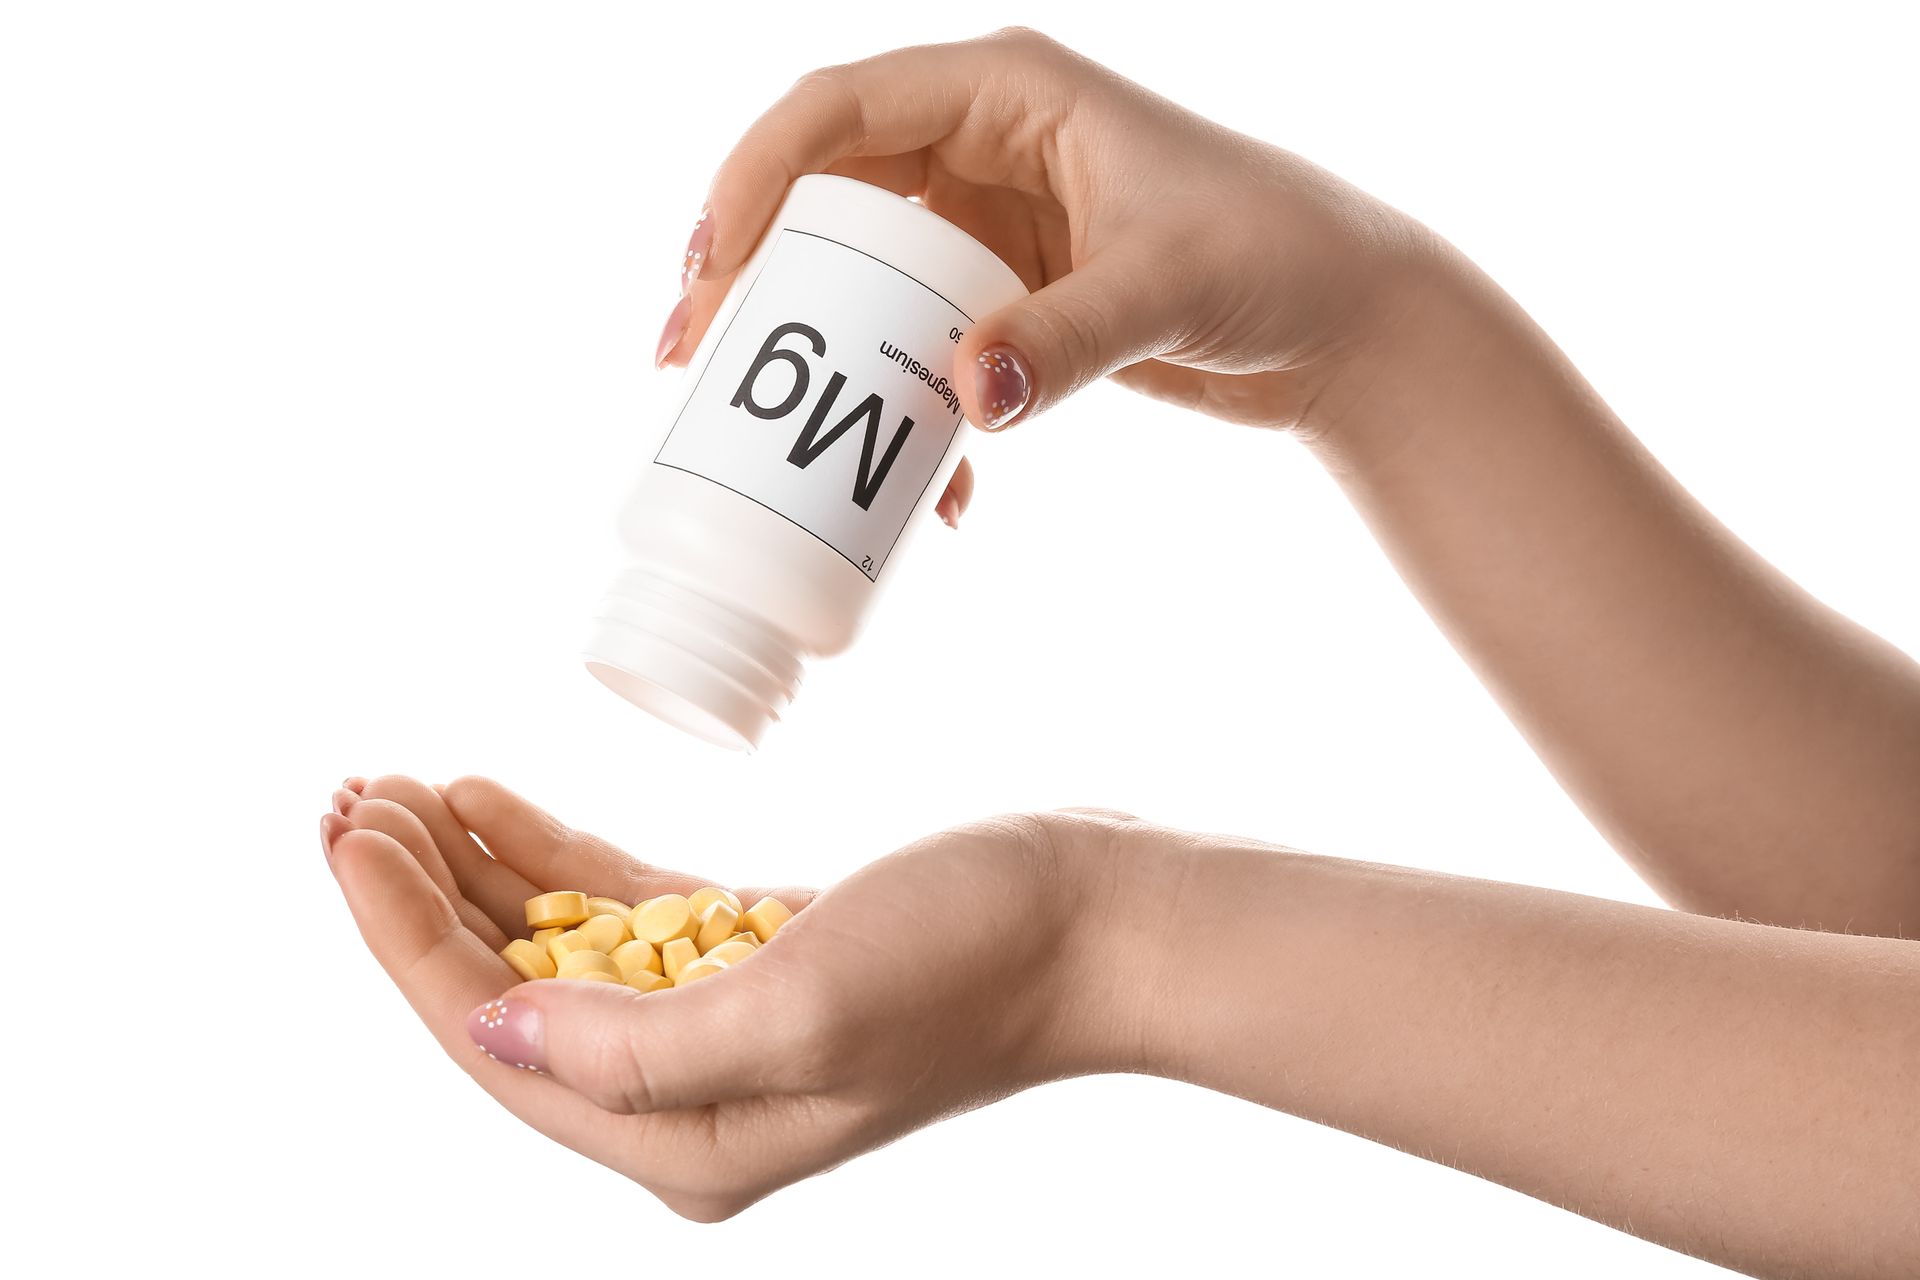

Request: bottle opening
left=585, top=660, right=758, bottom=753
left=582, top=567, right=804, bottom=752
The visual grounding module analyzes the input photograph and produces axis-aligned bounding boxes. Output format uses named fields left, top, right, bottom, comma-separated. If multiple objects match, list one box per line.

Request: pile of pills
left=499, top=888, right=794, bottom=992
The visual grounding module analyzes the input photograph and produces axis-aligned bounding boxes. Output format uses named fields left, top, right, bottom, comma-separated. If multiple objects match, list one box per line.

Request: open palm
left=325, top=776, right=1116, bottom=1219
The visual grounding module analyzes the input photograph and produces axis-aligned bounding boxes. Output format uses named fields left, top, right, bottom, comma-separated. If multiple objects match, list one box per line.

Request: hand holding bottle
left=663, top=26, right=1434, bottom=444
left=668, top=26, right=1920, bottom=935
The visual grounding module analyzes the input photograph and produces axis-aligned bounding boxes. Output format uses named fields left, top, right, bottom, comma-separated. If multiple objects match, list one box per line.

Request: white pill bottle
left=584, top=176, right=1028, bottom=750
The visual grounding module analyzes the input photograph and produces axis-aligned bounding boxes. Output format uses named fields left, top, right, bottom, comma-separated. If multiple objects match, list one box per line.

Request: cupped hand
left=324, top=776, right=1147, bottom=1220
left=664, top=27, right=1432, bottom=443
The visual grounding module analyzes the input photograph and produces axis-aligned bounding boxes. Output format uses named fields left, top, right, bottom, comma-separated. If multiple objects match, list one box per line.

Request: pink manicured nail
left=341, top=777, right=367, bottom=794
left=320, top=812, right=351, bottom=860
left=681, top=206, right=712, bottom=294
left=974, top=345, right=1030, bottom=429
left=331, top=788, right=358, bottom=816
left=469, top=997, right=548, bottom=1073
left=655, top=294, right=692, bottom=369
left=935, top=490, right=961, bottom=529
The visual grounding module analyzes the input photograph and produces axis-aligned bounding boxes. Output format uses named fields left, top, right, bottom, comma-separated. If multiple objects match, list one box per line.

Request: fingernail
left=469, top=997, right=548, bottom=1074
left=681, top=206, right=713, bottom=294
left=655, top=294, right=692, bottom=370
left=974, top=346, right=1030, bottom=430
left=331, top=788, right=358, bottom=816
left=935, top=491, right=961, bottom=530
left=342, top=777, right=367, bottom=794
left=320, top=812, right=352, bottom=861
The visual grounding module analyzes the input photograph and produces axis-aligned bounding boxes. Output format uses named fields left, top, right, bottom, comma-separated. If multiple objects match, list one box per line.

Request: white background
left=3, top=3, right=1914, bottom=1276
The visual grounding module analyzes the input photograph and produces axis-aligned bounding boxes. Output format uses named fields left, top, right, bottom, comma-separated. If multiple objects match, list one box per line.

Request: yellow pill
left=725, top=932, right=759, bottom=949
left=547, top=929, right=597, bottom=968
left=675, top=956, right=727, bottom=986
left=694, top=900, right=740, bottom=954
left=576, top=912, right=631, bottom=953
left=660, top=936, right=699, bottom=983
left=525, top=891, right=590, bottom=930
left=609, top=939, right=662, bottom=980
left=500, top=938, right=557, bottom=981
left=531, top=927, right=564, bottom=947
left=556, top=950, right=621, bottom=982
left=629, top=895, right=699, bottom=947
left=571, top=970, right=622, bottom=984
left=626, top=971, right=672, bottom=994
left=585, top=896, right=633, bottom=919
left=688, top=886, right=743, bottom=920
left=703, top=939, right=757, bottom=967
left=741, top=896, right=794, bottom=943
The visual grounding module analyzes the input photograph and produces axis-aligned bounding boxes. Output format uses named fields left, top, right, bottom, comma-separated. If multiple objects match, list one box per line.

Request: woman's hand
left=671, top=34, right=1920, bottom=936
left=661, top=27, right=1434, bottom=443
left=324, top=775, right=1152, bottom=1221
left=324, top=775, right=1920, bottom=1269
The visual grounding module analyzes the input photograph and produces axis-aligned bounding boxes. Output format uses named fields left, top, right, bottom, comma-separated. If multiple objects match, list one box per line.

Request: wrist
left=1296, top=229, right=1516, bottom=472
left=1025, top=810, right=1203, bottom=1083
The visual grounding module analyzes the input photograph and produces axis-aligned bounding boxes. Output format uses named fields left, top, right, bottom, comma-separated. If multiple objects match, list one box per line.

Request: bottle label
left=654, top=228, right=975, bottom=581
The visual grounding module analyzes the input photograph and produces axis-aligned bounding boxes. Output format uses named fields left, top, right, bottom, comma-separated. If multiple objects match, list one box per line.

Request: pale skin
left=325, top=29, right=1920, bottom=1277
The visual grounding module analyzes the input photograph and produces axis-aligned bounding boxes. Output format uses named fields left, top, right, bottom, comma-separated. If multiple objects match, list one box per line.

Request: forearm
left=1083, top=826, right=1920, bottom=1277
left=1304, top=242, right=1920, bottom=932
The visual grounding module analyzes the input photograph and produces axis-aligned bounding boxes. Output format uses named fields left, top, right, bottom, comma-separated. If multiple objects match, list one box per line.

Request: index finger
left=327, top=827, right=777, bottom=1199
left=328, top=827, right=531, bottom=1066
left=695, top=28, right=1076, bottom=282
left=327, top=828, right=674, bottom=1158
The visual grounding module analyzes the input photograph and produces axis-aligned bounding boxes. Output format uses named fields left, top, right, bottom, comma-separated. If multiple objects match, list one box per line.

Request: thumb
left=961, top=240, right=1192, bottom=432
left=466, top=974, right=796, bottom=1115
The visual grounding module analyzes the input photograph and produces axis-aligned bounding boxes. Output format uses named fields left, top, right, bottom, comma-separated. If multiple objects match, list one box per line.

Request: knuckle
left=786, top=66, right=867, bottom=150
left=988, top=25, right=1062, bottom=57
left=1033, top=807, right=1140, bottom=875
left=787, top=65, right=840, bottom=97
left=790, top=60, right=847, bottom=87
left=348, top=795, right=406, bottom=822
left=1051, top=805, right=1143, bottom=825
left=436, top=778, right=482, bottom=818
left=357, top=775, right=417, bottom=805
left=577, top=1015, right=656, bottom=1115
left=660, top=1189, right=751, bottom=1223
left=442, top=774, right=490, bottom=800
left=946, top=810, right=1069, bottom=886
left=654, top=1158, right=764, bottom=1222
left=966, top=809, right=1059, bottom=852
left=1030, top=293, right=1112, bottom=382
left=346, top=799, right=427, bottom=850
